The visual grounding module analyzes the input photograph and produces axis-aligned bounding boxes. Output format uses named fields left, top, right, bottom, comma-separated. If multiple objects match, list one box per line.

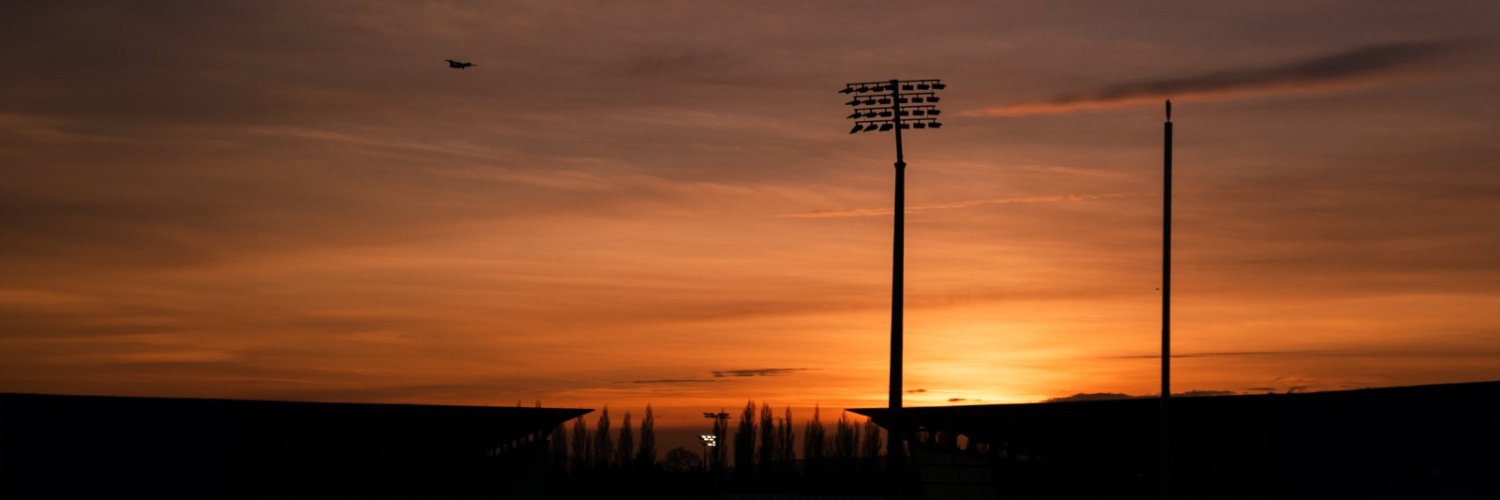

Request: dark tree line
left=549, top=401, right=883, bottom=475
left=558, top=405, right=658, bottom=472
left=543, top=401, right=891, bottom=497
left=712, top=400, right=887, bottom=474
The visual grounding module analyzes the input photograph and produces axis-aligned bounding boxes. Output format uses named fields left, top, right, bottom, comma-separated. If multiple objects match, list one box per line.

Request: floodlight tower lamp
left=840, top=77, right=945, bottom=466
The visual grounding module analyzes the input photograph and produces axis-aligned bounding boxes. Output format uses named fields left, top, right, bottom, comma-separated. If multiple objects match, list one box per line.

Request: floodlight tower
left=1162, top=99, right=1174, bottom=500
left=840, top=78, right=945, bottom=461
left=702, top=411, right=729, bottom=472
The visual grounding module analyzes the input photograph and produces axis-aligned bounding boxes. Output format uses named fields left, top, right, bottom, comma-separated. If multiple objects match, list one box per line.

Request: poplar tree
left=778, top=407, right=796, bottom=467
left=593, top=406, right=613, bottom=469
left=734, top=400, right=757, bottom=473
left=636, top=405, right=657, bottom=467
left=803, top=404, right=826, bottom=465
left=549, top=418, right=569, bottom=470
left=570, top=415, right=591, bottom=472
left=860, top=418, right=883, bottom=466
left=758, top=402, right=775, bottom=469
left=617, top=411, right=635, bottom=469
left=834, top=411, right=859, bottom=463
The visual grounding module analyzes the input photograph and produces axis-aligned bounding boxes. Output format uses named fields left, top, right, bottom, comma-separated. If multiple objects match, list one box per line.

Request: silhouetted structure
left=445, top=59, right=475, bottom=69
left=0, top=393, right=587, bottom=499
left=1161, top=98, right=1174, bottom=500
left=852, top=381, right=1500, bottom=499
left=841, top=78, right=946, bottom=468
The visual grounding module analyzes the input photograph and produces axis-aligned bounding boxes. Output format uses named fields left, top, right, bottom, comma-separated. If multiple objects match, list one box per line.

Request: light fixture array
left=841, top=79, right=945, bottom=134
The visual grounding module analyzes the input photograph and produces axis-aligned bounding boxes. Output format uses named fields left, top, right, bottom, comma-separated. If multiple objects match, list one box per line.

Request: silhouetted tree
left=804, top=404, right=826, bottom=466
left=636, top=405, right=657, bottom=467
left=549, top=417, right=569, bottom=470
left=833, top=411, right=859, bottom=467
left=594, top=406, right=613, bottom=469
left=734, top=400, right=757, bottom=474
left=617, top=411, right=634, bottom=469
left=777, top=407, right=795, bottom=471
left=663, top=446, right=703, bottom=472
left=570, top=415, right=592, bottom=472
left=757, top=402, right=775, bottom=470
left=860, top=418, right=883, bottom=467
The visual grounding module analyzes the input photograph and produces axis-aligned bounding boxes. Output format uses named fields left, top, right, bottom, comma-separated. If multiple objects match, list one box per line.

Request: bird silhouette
left=445, top=59, right=475, bottom=69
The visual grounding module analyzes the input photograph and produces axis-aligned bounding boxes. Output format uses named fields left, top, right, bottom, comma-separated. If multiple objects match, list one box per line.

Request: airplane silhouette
left=445, top=59, right=475, bottom=69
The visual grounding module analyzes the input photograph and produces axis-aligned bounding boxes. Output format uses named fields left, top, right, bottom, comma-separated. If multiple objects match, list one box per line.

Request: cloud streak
left=1112, top=350, right=1334, bottom=360
left=784, top=193, right=1136, bottom=219
left=711, top=368, right=810, bottom=378
left=971, top=40, right=1477, bottom=116
left=630, top=379, right=723, bottom=384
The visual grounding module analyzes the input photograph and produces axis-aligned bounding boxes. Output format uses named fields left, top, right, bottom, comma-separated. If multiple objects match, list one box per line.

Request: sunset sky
left=3, top=1, right=1498, bottom=447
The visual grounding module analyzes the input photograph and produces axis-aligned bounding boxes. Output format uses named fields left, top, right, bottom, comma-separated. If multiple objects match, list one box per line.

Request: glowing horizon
left=2, top=1, right=1498, bottom=451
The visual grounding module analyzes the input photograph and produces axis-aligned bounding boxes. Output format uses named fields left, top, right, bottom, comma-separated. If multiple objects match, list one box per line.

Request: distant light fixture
left=878, top=123, right=893, bottom=131
left=914, top=122, right=927, bottom=129
left=845, top=99, right=861, bottom=106
left=929, top=121, right=942, bottom=128
left=850, top=123, right=863, bottom=134
left=863, top=123, right=879, bottom=132
left=878, top=98, right=892, bottom=105
left=916, top=83, right=930, bottom=90
left=847, top=111, right=862, bottom=119
left=901, top=84, right=914, bottom=91
left=928, top=109, right=942, bottom=116
left=839, top=87, right=854, bottom=94
left=932, top=82, right=946, bottom=90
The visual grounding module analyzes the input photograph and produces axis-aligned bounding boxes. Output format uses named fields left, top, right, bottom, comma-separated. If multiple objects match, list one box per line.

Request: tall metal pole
left=1161, top=99, right=1173, bottom=500
left=889, top=79, right=906, bottom=464
left=891, top=77, right=905, bottom=413
left=840, top=78, right=943, bottom=468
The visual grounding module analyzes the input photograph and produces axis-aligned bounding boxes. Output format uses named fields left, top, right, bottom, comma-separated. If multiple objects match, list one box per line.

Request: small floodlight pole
left=841, top=78, right=945, bottom=468
left=1161, top=99, right=1173, bottom=500
left=702, top=411, right=729, bottom=473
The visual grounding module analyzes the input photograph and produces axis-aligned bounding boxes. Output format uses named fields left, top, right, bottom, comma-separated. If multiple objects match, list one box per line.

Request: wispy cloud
left=630, top=379, right=723, bottom=384
left=784, top=193, right=1136, bottom=219
left=711, top=368, right=810, bottom=378
left=1112, top=350, right=1333, bottom=360
left=970, top=40, right=1479, bottom=116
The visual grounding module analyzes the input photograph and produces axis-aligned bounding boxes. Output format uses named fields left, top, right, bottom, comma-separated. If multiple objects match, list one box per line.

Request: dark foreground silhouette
left=0, top=394, right=583, bottom=499
left=3, top=381, right=1495, bottom=499
left=854, top=380, right=1500, bottom=500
